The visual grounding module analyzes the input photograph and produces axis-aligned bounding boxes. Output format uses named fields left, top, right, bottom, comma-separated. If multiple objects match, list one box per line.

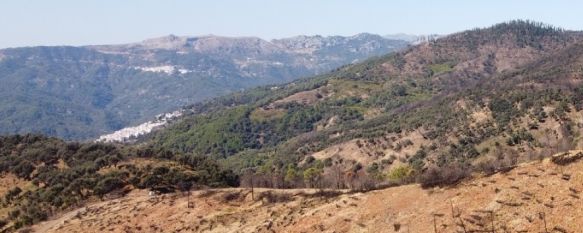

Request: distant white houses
left=134, top=65, right=191, bottom=75
left=97, top=111, right=182, bottom=143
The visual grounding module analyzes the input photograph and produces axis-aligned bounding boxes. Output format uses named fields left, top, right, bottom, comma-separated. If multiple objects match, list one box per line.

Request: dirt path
left=34, top=207, right=86, bottom=233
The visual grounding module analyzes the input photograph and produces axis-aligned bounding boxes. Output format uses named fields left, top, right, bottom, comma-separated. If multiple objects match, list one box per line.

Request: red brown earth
left=30, top=151, right=583, bottom=233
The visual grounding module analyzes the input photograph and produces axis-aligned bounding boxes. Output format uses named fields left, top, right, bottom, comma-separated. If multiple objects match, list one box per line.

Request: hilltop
left=150, top=20, right=583, bottom=185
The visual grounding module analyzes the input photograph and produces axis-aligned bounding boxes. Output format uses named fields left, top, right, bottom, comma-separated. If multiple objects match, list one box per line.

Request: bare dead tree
left=557, top=136, right=574, bottom=153
left=331, top=166, right=345, bottom=189
left=450, top=200, right=455, bottom=218
left=344, top=171, right=356, bottom=190
left=432, top=213, right=444, bottom=233
left=458, top=217, right=468, bottom=233
left=539, top=212, right=548, bottom=233
left=178, top=181, right=194, bottom=208
left=433, top=214, right=437, bottom=233
left=241, top=168, right=256, bottom=201
left=187, top=192, right=194, bottom=208
left=490, top=211, right=495, bottom=233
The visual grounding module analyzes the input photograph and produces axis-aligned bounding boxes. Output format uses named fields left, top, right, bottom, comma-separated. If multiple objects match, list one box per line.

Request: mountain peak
left=488, top=19, right=564, bottom=32
left=434, top=20, right=573, bottom=51
left=463, top=20, right=567, bottom=38
left=349, top=33, right=384, bottom=40
left=140, top=34, right=189, bottom=49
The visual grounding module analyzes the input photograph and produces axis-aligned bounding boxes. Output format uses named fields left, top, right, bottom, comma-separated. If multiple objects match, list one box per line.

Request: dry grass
left=31, top=153, right=583, bottom=232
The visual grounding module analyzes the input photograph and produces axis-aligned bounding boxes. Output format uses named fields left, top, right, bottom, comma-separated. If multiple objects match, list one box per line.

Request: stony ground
left=31, top=151, right=583, bottom=233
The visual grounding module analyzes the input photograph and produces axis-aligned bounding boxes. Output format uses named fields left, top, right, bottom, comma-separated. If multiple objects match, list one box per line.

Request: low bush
left=551, top=152, right=583, bottom=165
left=257, top=191, right=293, bottom=204
left=387, top=165, right=413, bottom=183
left=418, top=164, right=470, bottom=188
left=198, top=189, right=217, bottom=198
left=220, top=191, right=242, bottom=202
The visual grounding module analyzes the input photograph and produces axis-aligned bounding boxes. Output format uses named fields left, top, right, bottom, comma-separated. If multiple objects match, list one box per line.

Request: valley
left=0, top=34, right=409, bottom=140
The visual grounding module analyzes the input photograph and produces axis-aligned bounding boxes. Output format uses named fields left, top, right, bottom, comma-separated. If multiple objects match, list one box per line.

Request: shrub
left=12, top=161, right=35, bottom=179
left=418, top=164, right=470, bottom=188
left=8, top=209, right=20, bottom=220
left=474, top=158, right=501, bottom=175
left=220, top=191, right=242, bottom=202
left=299, top=190, right=343, bottom=199
left=198, top=190, right=217, bottom=198
left=506, top=128, right=534, bottom=146
left=551, top=152, right=583, bottom=165
left=489, top=98, right=515, bottom=127
left=352, top=163, right=363, bottom=173
left=303, top=167, right=323, bottom=188
left=17, top=204, right=48, bottom=227
left=94, top=177, right=126, bottom=196
left=257, top=191, right=293, bottom=204
left=381, top=158, right=394, bottom=165
left=323, top=158, right=333, bottom=167
left=387, top=165, right=412, bottom=182
left=366, top=163, right=380, bottom=174
left=4, top=187, right=22, bottom=202
left=304, top=156, right=315, bottom=164
left=391, top=85, right=407, bottom=96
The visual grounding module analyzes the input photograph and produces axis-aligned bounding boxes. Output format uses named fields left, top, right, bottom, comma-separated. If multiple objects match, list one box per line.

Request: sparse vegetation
left=3, top=20, right=583, bottom=232
left=0, top=134, right=238, bottom=230
left=428, top=63, right=454, bottom=76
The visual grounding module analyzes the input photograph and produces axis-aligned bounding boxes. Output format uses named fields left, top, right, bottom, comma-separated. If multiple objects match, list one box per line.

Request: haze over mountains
left=0, top=33, right=409, bottom=140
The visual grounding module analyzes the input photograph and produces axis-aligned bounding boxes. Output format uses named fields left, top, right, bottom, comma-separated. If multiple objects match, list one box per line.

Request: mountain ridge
left=0, top=33, right=409, bottom=140
left=147, top=20, right=583, bottom=179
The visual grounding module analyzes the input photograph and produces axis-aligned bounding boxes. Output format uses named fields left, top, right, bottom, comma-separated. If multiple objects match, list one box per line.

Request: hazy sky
left=1, top=0, right=582, bottom=48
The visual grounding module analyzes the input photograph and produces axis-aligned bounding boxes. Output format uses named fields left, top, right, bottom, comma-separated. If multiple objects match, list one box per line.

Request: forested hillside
left=0, top=34, right=408, bottom=140
left=0, top=134, right=238, bottom=231
left=150, top=20, right=583, bottom=188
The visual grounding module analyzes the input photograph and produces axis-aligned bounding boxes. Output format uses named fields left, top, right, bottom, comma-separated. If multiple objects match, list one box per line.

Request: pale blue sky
left=1, top=0, right=582, bottom=48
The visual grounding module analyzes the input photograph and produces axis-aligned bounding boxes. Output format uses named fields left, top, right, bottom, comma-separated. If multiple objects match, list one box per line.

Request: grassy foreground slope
left=32, top=151, right=583, bottom=233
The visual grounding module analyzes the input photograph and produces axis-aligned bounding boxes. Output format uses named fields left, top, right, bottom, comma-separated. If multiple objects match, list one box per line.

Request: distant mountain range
left=0, top=33, right=409, bottom=139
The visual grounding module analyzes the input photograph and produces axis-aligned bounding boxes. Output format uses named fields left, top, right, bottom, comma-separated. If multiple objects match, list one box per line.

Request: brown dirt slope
left=32, top=151, right=583, bottom=233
